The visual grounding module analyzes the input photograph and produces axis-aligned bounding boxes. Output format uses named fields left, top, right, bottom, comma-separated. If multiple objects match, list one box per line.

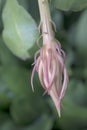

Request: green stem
left=38, top=0, right=54, bottom=44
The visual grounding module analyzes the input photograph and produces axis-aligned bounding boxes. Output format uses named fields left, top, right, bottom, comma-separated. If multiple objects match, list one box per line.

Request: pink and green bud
left=31, top=0, right=68, bottom=117
left=31, top=40, right=68, bottom=117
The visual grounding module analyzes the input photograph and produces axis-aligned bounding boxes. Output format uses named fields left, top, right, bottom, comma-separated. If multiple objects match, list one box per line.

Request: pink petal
left=59, top=67, right=68, bottom=100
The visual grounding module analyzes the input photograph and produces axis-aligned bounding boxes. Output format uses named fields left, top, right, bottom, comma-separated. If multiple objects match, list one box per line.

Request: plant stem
left=38, top=0, right=54, bottom=44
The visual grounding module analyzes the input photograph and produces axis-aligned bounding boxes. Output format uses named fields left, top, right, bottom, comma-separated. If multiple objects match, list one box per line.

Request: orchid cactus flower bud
left=31, top=39, right=68, bottom=117
left=31, top=0, right=68, bottom=117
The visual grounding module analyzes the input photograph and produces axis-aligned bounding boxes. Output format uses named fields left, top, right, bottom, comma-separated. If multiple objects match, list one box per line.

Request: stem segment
left=38, top=0, right=54, bottom=44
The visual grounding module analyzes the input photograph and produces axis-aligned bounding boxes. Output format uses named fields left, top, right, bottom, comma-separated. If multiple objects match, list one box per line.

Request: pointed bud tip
left=57, top=101, right=61, bottom=117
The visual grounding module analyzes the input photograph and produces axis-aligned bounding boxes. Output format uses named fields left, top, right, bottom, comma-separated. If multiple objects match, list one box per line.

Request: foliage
left=54, top=0, right=87, bottom=11
left=0, top=0, right=87, bottom=130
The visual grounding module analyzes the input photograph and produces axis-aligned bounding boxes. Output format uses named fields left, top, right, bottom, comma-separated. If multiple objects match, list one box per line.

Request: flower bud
left=31, top=39, right=68, bottom=117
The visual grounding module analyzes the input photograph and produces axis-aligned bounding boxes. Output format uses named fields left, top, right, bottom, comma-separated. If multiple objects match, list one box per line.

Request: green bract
left=54, top=0, right=87, bottom=11
left=2, top=0, right=39, bottom=60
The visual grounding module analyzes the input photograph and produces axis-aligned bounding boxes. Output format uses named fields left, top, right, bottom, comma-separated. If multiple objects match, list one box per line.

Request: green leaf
left=26, top=115, right=53, bottom=130
left=0, top=112, right=9, bottom=126
left=2, top=0, right=39, bottom=60
left=1, top=65, right=30, bottom=97
left=0, top=37, right=33, bottom=97
left=66, top=80, right=87, bottom=106
left=10, top=95, right=50, bottom=124
left=1, top=115, right=53, bottom=130
left=0, top=37, right=19, bottom=66
left=58, top=98, right=87, bottom=130
left=18, top=0, right=29, bottom=11
left=54, top=0, right=87, bottom=11
left=0, top=78, right=12, bottom=109
left=0, top=0, right=1, bottom=11
left=76, top=10, right=87, bottom=57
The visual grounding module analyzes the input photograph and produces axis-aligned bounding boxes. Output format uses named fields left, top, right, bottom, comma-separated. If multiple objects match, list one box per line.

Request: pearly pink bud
left=31, top=40, right=68, bottom=117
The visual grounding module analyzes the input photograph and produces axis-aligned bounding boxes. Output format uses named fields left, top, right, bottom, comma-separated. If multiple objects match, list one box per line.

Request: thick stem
left=38, top=0, right=54, bottom=45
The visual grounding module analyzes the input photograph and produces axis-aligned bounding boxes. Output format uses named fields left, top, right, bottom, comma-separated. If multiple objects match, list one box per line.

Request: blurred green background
left=0, top=0, right=87, bottom=130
